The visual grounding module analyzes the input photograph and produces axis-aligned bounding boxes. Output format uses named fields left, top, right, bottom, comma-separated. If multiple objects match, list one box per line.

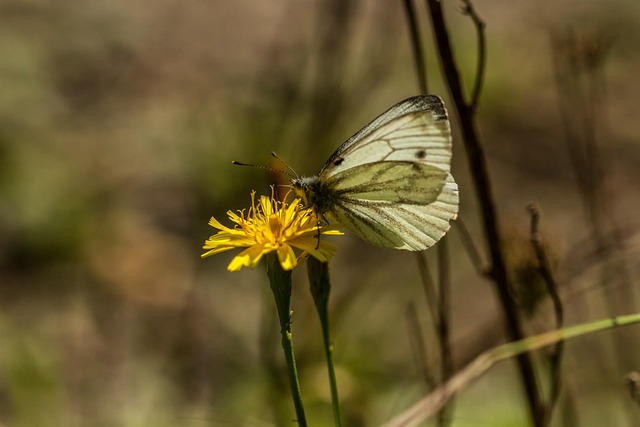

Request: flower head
left=202, top=189, right=342, bottom=271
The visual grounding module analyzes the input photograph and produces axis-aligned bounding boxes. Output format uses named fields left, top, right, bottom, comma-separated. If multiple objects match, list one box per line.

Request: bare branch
left=406, top=303, right=437, bottom=389
left=460, top=0, right=486, bottom=110
left=528, top=202, right=565, bottom=424
left=402, top=0, right=428, bottom=94
left=455, top=217, right=491, bottom=277
left=425, top=0, right=544, bottom=423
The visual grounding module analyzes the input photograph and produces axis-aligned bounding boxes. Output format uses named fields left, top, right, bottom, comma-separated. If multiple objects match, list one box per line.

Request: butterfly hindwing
left=328, top=173, right=458, bottom=251
left=327, top=161, right=448, bottom=204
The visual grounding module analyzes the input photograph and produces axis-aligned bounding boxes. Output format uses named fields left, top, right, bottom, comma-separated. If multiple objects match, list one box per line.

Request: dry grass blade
left=381, top=314, right=640, bottom=427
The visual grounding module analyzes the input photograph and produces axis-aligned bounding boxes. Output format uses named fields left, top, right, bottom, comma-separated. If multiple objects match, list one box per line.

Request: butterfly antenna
left=271, top=152, right=299, bottom=178
left=231, top=160, right=294, bottom=178
left=276, top=183, right=294, bottom=191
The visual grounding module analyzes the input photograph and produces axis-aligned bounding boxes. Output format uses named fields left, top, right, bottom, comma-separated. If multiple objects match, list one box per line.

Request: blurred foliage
left=1, top=0, right=640, bottom=426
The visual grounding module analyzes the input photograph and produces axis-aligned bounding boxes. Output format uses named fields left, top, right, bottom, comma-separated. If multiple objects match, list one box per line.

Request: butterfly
left=292, top=95, right=459, bottom=251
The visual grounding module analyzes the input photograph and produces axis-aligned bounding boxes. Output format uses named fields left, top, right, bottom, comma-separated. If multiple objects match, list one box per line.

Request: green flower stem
left=266, top=253, right=308, bottom=427
left=307, top=257, right=343, bottom=427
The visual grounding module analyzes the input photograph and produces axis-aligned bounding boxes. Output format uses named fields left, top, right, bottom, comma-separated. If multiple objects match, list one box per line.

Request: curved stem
left=266, top=254, right=308, bottom=427
left=307, top=257, right=343, bottom=427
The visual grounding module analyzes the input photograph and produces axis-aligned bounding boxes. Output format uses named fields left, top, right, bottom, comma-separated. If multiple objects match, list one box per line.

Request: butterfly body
left=292, top=95, right=459, bottom=251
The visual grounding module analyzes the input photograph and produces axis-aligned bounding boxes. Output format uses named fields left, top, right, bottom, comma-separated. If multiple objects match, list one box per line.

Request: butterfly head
left=292, top=175, right=335, bottom=217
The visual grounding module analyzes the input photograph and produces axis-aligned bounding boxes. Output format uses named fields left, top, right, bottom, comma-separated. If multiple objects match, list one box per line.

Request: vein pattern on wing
left=328, top=175, right=458, bottom=250
left=323, top=163, right=458, bottom=250
left=321, top=102, right=452, bottom=178
left=327, top=161, right=448, bottom=204
left=323, top=95, right=449, bottom=172
left=292, top=95, right=459, bottom=251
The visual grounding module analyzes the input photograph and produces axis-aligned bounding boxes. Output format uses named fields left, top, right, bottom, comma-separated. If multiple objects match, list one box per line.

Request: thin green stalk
left=307, top=257, right=343, bottom=427
left=436, top=238, right=454, bottom=427
left=266, top=253, right=308, bottom=427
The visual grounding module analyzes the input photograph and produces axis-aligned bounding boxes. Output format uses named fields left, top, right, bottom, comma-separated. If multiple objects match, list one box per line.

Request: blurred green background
left=1, top=1, right=640, bottom=426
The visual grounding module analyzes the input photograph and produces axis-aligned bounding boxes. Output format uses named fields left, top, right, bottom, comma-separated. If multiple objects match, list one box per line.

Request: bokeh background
left=1, top=0, right=640, bottom=426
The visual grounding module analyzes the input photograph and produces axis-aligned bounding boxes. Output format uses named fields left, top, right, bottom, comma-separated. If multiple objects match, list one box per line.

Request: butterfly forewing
left=320, top=96, right=452, bottom=178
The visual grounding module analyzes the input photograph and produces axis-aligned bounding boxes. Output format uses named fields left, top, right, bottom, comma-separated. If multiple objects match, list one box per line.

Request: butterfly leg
left=314, top=212, right=331, bottom=249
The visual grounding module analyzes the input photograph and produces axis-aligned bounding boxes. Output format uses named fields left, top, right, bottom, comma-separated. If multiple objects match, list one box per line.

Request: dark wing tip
left=404, top=95, right=448, bottom=121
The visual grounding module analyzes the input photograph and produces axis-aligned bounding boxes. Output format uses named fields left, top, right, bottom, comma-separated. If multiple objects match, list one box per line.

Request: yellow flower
left=202, top=190, right=342, bottom=271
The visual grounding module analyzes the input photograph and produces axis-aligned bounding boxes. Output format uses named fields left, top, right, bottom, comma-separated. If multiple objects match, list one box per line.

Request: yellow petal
left=226, top=209, right=247, bottom=227
left=208, top=215, right=235, bottom=232
left=259, top=195, right=273, bottom=216
left=277, top=244, right=297, bottom=271
left=227, top=244, right=267, bottom=271
left=204, top=233, right=255, bottom=247
left=289, top=236, right=338, bottom=262
left=201, top=246, right=237, bottom=258
left=284, top=199, right=302, bottom=223
left=322, top=229, right=344, bottom=236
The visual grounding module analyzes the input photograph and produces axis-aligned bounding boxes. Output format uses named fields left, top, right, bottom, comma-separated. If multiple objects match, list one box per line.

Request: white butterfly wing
left=326, top=167, right=458, bottom=251
left=320, top=95, right=453, bottom=176
left=319, top=95, right=458, bottom=251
